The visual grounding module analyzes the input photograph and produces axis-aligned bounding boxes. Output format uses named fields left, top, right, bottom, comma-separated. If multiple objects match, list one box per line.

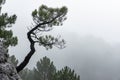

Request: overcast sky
left=2, top=0, right=120, bottom=44
left=2, top=0, right=120, bottom=80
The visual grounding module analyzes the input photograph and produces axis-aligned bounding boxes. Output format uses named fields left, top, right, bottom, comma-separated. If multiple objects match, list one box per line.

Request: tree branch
left=16, top=14, right=61, bottom=73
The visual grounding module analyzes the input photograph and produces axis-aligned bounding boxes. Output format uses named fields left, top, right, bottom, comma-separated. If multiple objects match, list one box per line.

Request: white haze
left=2, top=0, right=120, bottom=80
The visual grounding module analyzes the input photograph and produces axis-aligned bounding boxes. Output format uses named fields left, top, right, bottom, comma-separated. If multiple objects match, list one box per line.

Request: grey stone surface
left=0, top=42, right=22, bottom=80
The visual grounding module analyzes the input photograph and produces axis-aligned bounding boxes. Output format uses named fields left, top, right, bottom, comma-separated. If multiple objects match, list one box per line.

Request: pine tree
left=33, top=57, right=80, bottom=80
left=34, top=56, right=56, bottom=80
left=54, top=66, right=80, bottom=80
left=0, top=1, right=21, bottom=80
left=0, top=0, right=68, bottom=73
left=0, top=0, right=18, bottom=47
left=16, top=5, right=68, bottom=73
left=9, top=55, right=80, bottom=80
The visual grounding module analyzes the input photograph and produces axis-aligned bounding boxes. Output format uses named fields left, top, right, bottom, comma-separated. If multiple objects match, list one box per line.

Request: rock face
left=0, top=42, right=22, bottom=80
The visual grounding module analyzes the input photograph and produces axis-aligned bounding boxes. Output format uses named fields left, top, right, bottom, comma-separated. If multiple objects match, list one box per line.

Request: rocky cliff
left=0, top=42, right=21, bottom=80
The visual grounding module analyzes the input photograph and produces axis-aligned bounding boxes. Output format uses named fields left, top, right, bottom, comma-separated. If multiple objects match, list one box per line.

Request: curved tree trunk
left=16, top=31, right=35, bottom=73
left=16, top=16, right=61, bottom=73
left=16, top=6, right=67, bottom=73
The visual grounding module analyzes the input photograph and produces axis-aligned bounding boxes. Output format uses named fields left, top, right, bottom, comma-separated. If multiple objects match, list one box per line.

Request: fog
left=2, top=0, right=120, bottom=80
left=9, top=33, right=120, bottom=80
left=42, top=34, right=120, bottom=80
left=61, top=34, right=120, bottom=80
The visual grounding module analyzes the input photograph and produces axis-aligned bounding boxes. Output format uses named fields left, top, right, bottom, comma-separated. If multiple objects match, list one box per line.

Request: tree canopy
left=54, top=66, right=80, bottom=80
left=16, top=4, right=68, bottom=72
left=0, top=0, right=68, bottom=73
left=0, top=0, right=18, bottom=47
left=34, top=56, right=56, bottom=80
left=10, top=55, right=80, bottom=80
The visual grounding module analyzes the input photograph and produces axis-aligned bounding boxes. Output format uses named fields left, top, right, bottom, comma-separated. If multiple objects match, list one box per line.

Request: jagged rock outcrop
left=0, top=42, right=22, bottom=80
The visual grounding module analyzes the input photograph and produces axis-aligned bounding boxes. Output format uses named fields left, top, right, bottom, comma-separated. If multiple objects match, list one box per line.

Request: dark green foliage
left=31, top=5, right=67, bottom=50
left=34, top=56, right=56, bottom=80
left=0, top=13, right=17, bottom=27
left=0, top=0, right=18, bottom=47
left=38, top=35, right=65, bottom=50
left=33, top=57, right=80, bottom=80
left=54, top=66, right=80, bottom=80
left=32, top=5, right=67, bottom=26
left=10, top=55, right=80, bottom=80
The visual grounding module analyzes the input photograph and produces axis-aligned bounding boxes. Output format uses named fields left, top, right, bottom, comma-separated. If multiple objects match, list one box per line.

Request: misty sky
left=3, top=0, right=120, bottom=44
left=2, top=0, right=120, bottom=80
